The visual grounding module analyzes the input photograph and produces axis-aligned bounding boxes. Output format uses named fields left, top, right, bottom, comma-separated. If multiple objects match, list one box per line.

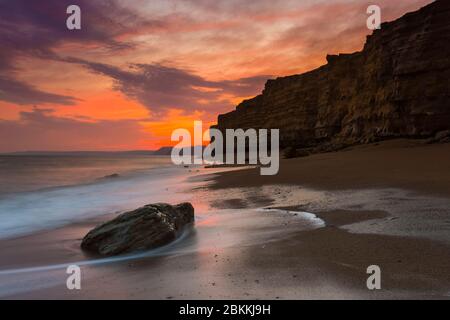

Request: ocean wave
left=0, top=165, right=192, bottom=240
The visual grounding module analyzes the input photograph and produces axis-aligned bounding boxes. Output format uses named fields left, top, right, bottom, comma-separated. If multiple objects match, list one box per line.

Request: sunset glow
left=0, top=0, right=432, bottom=152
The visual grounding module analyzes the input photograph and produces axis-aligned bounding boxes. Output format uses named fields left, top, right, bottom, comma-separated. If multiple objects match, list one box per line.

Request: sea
left=0, top=153, right=327, bottom=298
left=0, top=153, right=190, bottom=239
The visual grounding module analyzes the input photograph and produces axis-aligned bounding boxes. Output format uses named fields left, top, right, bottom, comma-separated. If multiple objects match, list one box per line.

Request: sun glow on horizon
left=0, top=0, right=433, bottom=152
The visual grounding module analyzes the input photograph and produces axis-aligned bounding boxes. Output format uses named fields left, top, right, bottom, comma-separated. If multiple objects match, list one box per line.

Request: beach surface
left=1, top=140, right=450, bottom=299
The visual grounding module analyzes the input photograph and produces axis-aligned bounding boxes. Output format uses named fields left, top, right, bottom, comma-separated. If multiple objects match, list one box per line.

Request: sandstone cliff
left=214, top=0, right=450, bottom=152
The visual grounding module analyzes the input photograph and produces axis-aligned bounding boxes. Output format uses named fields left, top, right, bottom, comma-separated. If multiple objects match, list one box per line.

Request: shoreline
left=0, top=139, right=449, bottom=299
left=209, top=139, right=450, bottom=197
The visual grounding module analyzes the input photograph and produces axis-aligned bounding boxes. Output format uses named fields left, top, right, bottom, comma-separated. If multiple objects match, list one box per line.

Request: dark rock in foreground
left=427, top=130, right=450, bottom=144
left=81, top=203, right=194, bottom=256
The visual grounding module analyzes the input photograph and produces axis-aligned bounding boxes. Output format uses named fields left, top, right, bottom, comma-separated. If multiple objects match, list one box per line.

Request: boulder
left=435, top=130, right=450, bottom=142
left=81, top=203, right=194, bottom=256
left=426, top=130, right=450, bottom=144
left=283, top=147, right=309, bottom=159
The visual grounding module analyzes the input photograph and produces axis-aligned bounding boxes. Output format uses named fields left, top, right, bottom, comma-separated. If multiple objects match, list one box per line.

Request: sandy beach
left=2, top=0, right=450, bottom=306
left=0, top=139, right=449, bottom=299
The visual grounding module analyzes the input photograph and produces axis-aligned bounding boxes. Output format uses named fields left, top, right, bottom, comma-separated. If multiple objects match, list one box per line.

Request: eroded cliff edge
left=213, top=0, right=450, bottom=152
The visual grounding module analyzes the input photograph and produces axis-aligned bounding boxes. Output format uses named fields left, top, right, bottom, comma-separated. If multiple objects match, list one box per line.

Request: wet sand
left=210, top=139, right=450, bottom=197
left=1, top=140, right=450, bottom=299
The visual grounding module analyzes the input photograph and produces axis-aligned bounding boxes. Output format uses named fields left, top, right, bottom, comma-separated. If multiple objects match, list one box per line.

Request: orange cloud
left=0, top=0, right=434, bottom=152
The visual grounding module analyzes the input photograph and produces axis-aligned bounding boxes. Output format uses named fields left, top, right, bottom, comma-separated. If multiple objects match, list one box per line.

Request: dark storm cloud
left=69, top=59, right=270, bottom=113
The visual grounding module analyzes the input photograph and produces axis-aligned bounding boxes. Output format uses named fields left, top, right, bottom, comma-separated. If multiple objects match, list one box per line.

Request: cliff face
left=214, top=0, right=450, bottom=150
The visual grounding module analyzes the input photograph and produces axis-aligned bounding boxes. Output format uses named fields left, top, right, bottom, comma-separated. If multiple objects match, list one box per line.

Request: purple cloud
left=69, top=59, right=270, bottom=114
left=0, top=0, right=141, bottom=105
left=0, top=76, right=78, bottom=106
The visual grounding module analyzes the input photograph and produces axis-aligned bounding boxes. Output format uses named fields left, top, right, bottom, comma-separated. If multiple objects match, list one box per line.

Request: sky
left=0, top=0, right=433, bottom=152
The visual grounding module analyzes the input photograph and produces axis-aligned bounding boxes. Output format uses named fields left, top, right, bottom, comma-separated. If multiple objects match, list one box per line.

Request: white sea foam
left=0, top=165, right=191, bottom=239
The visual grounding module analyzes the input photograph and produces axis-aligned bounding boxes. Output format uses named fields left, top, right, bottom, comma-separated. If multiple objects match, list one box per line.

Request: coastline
left=0, top=139, right=449, bottom=299
left=209, top=139, right=450, bottom=197
left=206, top=139, right=450, bottom=297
